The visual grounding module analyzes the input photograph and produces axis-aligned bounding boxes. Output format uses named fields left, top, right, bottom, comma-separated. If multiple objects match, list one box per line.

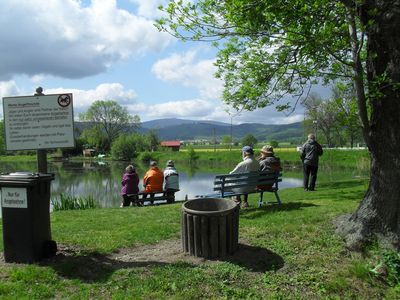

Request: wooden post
left=34, top=87, right=47, bottom=173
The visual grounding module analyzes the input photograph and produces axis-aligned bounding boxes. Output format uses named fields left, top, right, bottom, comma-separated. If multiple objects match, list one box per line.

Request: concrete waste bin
left=182, top=198, right=239, bottom=259
left=0, top=172, right=56, bottom=263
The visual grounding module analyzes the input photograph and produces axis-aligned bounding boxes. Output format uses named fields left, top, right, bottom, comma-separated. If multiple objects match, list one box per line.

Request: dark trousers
left=303, top=164, right=319, bottom=190
left=165, top=190, right=177, bottom=203
left=142, top=193, right=155, bottom=205
left=122, top=194, right=139, bottom=207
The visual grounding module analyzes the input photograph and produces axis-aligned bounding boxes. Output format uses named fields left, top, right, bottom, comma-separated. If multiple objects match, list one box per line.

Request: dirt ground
left=0, top=238, right=284, bottom=276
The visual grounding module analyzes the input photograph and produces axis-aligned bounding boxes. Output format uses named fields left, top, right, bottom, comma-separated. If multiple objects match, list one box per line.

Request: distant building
left=83, top=149, right=96, bottom=157
left=160, top=140, right=181, bottom=151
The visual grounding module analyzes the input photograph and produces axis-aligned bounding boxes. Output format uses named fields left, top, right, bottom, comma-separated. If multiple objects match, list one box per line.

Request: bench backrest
left=213, top=171, right=282, bottom=194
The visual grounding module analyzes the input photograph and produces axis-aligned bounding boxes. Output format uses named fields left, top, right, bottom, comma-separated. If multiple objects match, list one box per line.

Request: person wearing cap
left=164, top=160, right=180, bottom=203
left=120, top=165, right=139, bottom=207
left=229, top=145, right=260, bottom=208
left=300, top=133, right=323, bottom=191
left=257, top=145, right=282, bottom=190
left=142, top=161, right=164, bottom=204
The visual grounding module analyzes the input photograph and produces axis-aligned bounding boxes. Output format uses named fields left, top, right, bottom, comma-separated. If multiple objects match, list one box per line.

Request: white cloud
left=145, top=98, right=216, bottom=118
left=0, top=0, right=172, bottom=80
left=152, top=50, right=223, bottom=99
left=0, top=81, right=22, bottom=100
left=130, top=0, right=167, bottom=18
left=46, top=83, right=137, bottom=114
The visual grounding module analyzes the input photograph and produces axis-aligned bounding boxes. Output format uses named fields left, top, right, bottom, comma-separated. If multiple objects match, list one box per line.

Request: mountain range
left=139, top=118, right=304, bottom=142
left=75, top=118, right=304, bottom=142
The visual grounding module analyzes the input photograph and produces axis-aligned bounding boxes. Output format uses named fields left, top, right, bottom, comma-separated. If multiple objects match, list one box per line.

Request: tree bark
left=336, top=0, right=400, bottom=250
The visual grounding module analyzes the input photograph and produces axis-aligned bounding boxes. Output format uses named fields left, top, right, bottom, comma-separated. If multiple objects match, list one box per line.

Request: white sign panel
left=3, top=94, right=75, bottom=150
left=1, top=187, right=28, bottom=208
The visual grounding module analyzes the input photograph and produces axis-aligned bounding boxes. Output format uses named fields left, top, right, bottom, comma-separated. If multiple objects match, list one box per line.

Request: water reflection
left=0, top=160, right=304, bottom=209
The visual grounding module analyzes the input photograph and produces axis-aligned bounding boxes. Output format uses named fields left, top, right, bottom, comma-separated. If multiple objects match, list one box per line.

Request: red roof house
left=160, top=140, right=181, bottom=151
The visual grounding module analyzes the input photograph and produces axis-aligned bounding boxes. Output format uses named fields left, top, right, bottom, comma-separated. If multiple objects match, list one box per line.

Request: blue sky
left=0, top=0, right=327, bottom=125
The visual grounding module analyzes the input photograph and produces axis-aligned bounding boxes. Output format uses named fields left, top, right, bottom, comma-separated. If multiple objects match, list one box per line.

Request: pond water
left=0, top=160, right=367, bottom=212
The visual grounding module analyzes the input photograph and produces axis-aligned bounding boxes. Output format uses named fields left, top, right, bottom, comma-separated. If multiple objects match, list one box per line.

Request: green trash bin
left=0, top=172, right=56, bottom=263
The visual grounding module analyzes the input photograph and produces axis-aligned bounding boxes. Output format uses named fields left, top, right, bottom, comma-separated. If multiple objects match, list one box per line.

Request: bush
left=138, top=151, right=160, bottom=164
left=111, top=134, right=145, bottom=161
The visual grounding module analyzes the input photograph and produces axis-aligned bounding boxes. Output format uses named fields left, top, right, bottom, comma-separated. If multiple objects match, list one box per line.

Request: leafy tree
left=222, top=135, right=232, bottom=145
left=187, top=145, right=199, bottom=165
left=158, top=1, right=400, bottom=249
left=332, top=83, right=363, bottom=148
left=304, top=93, right=339, bottom=147
left=269, top=140, right=279, bottom=148
left=111, top=134, right=147, bottom=161
left=79, top=100, right=140, bottom=152
left=241, top=134, right=258, bottom=148
left=146, top=129, right=160, bottom=152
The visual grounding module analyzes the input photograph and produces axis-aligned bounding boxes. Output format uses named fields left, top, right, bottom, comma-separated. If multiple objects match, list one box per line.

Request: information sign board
left=3, top=94, right=75, bottom=150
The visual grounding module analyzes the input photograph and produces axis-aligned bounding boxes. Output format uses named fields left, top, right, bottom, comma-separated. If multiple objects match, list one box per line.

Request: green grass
left=0, top=178, right=397, bottom=298
left=51, top=194, right=97, bottom=211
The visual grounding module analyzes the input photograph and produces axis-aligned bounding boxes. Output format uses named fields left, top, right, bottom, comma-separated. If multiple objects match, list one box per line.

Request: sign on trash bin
left=2, top=93, right=75, bottom=150
left=1, top=187, right=28, bottom=208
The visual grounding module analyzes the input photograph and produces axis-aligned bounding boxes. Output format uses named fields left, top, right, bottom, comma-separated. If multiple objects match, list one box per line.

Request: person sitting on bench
left=229, top=145, right=260, bottom=208
left=120, top=165, right=139, bottom=207
left=258, top=145, right=282, bottom=191
left=164, top=160, right=179, bottom=203
left=142, top=161, right=164, bottom=205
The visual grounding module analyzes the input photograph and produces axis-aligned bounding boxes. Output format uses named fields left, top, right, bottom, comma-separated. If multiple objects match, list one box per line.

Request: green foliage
left=241, top=133, right=257, bottom=147
left=187, top=145, right=199, bottom=164
left=269, top=140, right=279, bottom=148
left=158, top=0, right=351, bottom=111
left=138, top=151, right=160, bottom=164
left=51, top=193, right=97, bottom=211
left=79, top=100, right=140, bottom=152
left=370, top=251, right=400, bottom=286
left=146, top=129, right=160, bottom=152
left=111, top=134, right=145, bottom=161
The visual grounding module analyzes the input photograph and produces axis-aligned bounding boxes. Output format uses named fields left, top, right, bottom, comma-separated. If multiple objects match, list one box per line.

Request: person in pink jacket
left=120, top=165, right=139, bottom=207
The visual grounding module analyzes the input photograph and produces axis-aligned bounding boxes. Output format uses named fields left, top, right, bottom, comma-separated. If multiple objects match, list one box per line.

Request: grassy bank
left=153, top=148, right=369, bottom=169
left=0, top=178, right=397, bottom=299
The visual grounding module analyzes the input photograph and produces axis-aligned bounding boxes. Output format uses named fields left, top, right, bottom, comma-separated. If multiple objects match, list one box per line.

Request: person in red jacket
left=142, top=161, right=164, bottom=204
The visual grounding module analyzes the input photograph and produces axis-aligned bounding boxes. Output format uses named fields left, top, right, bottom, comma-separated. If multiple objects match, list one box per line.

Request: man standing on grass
left=301, top=133, right=323, bottom=191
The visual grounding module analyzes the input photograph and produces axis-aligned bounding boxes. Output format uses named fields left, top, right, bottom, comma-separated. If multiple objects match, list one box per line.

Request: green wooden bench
left=197, top=171, right=282, bottom=207
left=126, top=191, right=179, bottom=206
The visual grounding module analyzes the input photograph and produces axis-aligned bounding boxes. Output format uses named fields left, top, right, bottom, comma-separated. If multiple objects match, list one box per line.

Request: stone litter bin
left=182, top=198, right=239, bottom=258
left=0, top=172, right=56, bottom=263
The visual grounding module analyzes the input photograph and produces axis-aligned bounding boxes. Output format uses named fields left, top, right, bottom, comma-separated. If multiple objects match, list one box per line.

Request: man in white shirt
left=230, top=146, right=260, bottom=208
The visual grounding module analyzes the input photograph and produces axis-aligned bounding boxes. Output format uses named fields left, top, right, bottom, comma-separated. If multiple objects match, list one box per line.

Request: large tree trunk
left=336, top=0, right=400, bottom=250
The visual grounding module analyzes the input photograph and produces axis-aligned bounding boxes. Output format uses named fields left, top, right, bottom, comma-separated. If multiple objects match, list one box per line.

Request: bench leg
left=274, top=191, right=282, bottom=205
left=258, top=192, right=264, bottom=208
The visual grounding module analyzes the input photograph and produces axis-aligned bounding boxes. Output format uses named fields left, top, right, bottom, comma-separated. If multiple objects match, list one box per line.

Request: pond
left=0, top=159, right=368, bottom=212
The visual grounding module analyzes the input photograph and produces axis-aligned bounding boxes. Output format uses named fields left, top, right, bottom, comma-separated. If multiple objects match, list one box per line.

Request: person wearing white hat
left=229, top=146, right=260, bottom=208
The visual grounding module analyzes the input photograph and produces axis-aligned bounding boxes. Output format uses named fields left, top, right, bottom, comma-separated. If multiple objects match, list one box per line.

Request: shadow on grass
left=217, top=243, right=284, bottom=273
left=241, top=202, right=318, bottom=219
left=40, top=248, right=172, bottom=283
left=39, top=241, right=284, bottom=282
